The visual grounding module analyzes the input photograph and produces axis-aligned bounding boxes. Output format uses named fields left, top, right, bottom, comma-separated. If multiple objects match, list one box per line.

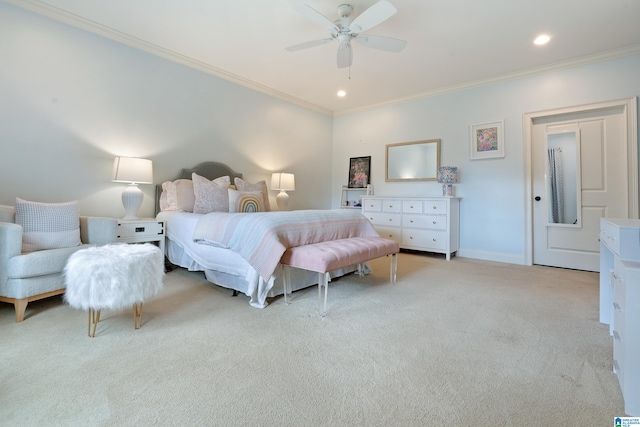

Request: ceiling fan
left=285, top=1, right=407, bottom=68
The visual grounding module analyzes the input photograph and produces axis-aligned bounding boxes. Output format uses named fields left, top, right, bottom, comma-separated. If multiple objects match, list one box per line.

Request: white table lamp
left=112, top=157, right=153, bottom=220
left=270, top=173, right=295, bottom=211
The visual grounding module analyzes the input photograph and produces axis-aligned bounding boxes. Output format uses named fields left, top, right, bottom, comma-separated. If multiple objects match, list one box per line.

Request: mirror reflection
left=386, top=139, right=441, bottom=181
left=547, top=131, right=580, bottom=225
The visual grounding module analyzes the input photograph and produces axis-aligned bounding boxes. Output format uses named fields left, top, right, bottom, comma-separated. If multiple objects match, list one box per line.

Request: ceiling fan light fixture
left=337, top=90, right=346, bottom=97
left=285, top=1, right=406, bottom=68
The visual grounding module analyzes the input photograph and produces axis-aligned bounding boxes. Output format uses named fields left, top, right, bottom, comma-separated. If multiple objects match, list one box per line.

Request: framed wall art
left=470, top=120, right=505, bottom=160
left=348, top=156, right=371, bottom=188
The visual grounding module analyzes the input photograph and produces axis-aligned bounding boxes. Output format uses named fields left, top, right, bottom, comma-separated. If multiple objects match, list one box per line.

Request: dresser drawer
left=402, top=200, right=423, bottom=214
left=423, top=200, right=447, bottom=215
left=613, top=258, right=627, bottom=303
left=374, top=226, right=401, bottom=243
left=403, top=214, right=447, bottom=230
left=402, top=229, right=447, bottom=250
left=382, top=200, right=402, bottom=213
left=613, top=329, right=625, bottom=392
left=365, top=212, right=401, bottom=227
left=601, top=220, right=621, bottom=256
left=362, top=199, right=382, bottom=212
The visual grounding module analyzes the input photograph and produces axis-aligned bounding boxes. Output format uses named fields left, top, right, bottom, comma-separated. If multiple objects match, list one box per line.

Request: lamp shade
left=270, top=173, right=295, bottom=191
left=437, top=166, right=459, bottom=183
left=112, top=157, right=153, bottom=184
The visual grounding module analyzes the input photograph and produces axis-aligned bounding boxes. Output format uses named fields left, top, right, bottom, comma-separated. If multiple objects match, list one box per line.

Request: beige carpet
left=0, top=253, right=625, bottom=426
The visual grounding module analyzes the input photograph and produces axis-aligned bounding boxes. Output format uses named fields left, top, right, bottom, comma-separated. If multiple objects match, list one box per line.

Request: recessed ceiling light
left=534, top=34, right=551, bottom=45
left=337, top=90, right=346, bottom=97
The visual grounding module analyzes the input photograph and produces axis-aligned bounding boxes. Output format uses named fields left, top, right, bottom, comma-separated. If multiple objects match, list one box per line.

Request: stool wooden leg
left=133, top=303, right=143, bottom=329
left=88, top=309, right=100, bottom=338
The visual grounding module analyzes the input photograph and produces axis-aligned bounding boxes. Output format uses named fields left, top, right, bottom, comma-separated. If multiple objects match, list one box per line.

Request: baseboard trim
left=456, top=249, right=526, bottom=266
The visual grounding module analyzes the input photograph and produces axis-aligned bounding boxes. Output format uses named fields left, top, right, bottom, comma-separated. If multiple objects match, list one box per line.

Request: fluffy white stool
left=64, top=243, right=164, bottom=337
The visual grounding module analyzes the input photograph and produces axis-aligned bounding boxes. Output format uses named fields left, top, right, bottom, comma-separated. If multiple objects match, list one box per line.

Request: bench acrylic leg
left=318, top=272, right=329, bottom=317
left=282, top=265, right=292, bottom=304
left=390, top=253, right=398, bottom=284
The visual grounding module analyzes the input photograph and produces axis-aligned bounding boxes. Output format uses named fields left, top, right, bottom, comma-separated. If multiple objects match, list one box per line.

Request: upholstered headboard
left=155, top=162, right=243, bottom=215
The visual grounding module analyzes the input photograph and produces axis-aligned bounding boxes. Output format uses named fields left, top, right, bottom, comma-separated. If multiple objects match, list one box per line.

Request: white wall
left=0, top=3, right=333, bottom=218
left=2, top=3, right=639, bottom=266
left=332, top=55, right=640, bottom=264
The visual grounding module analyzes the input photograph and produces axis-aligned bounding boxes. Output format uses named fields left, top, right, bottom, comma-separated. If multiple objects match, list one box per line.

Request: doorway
left=523, top=97, right=638, bottom=271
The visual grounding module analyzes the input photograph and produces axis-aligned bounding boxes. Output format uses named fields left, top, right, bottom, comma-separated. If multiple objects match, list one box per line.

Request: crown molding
left=334, top=44, right=640, bottom=116
left=6, top=0, right=640, bottom=118
left=4, top=0, right=334, bottom=116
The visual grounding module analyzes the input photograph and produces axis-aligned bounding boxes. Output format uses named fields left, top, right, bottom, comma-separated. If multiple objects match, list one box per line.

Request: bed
left=155, top=162, right=379, bottom=308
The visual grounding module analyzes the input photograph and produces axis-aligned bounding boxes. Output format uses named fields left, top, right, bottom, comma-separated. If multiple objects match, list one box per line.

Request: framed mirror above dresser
left=385, top=139, right=440, bottom=182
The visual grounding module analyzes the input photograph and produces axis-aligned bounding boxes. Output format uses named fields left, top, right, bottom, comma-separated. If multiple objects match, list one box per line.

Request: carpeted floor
left=0, top=252, right=626, bottom=426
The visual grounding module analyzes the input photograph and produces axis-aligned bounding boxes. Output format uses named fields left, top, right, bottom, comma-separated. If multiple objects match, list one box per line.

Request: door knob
left=534, top=196, right=541, bottom=201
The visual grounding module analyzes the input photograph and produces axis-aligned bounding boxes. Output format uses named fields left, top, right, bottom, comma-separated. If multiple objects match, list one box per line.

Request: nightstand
left=117, top=219, right=165, bottom=254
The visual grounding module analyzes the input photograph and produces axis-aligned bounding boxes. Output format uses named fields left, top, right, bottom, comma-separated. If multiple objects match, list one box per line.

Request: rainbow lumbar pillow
left=228, top=189, right=264, bottom=213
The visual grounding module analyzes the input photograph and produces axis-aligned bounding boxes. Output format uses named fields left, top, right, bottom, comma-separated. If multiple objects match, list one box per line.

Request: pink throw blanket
left=193, top=209, right=379, bottom=281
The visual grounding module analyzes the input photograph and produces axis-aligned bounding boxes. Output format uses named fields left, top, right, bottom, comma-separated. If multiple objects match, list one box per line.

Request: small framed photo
left=470, top=120, right=505, bottom=160
left=348, top=156, right=371, bottom=188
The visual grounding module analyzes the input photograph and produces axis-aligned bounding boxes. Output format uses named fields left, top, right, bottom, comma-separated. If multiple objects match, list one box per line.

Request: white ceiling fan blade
left=294, top=4, right=339, bottom=36
left=337, top=43, right=352, bottom=68
left=354, top=35, right=406, bottom=52
left=286, top=38, right=334, bottom=52
left=349, top=0, right=397, bottom=34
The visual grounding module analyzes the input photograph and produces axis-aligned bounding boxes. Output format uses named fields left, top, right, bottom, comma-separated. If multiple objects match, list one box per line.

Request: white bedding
left=157, top=211, right=356, bottom=308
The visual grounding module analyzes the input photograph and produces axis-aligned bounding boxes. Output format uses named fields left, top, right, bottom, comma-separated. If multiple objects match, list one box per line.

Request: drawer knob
left=432, top=206, right=437, bottom=209
left=432, top=221, right=436, bottom=224
left=410, top=236, right=413, bottom=240
left=389, top=218, right=392, bottom=222
left=388, top=234, right=393, bottom=238
left=432, top=238, right=436, bottom=241
left=410, top=205, right=414, bottom=208
left=410, top=220, right=414, bottom=223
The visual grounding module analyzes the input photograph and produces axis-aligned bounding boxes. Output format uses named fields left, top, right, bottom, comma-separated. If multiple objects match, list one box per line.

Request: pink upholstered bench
left=280, top=237, right=400, bottom=316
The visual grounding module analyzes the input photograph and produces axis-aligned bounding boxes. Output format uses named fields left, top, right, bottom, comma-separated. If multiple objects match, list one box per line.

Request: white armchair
left=0, top=205, right=117, bottom=322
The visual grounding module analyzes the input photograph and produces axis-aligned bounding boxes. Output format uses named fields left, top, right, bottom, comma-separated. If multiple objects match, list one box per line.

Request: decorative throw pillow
left=228, top=189, right=264, bottom=213
left=15, top=198, right=81, bottom=252
left=234, top=178, right=271, bottom=211
left=159, top=181, right=179, bottom=211
left=192, top=173, right=231, bottom=214
left=174, top=179, right=196, bottom=212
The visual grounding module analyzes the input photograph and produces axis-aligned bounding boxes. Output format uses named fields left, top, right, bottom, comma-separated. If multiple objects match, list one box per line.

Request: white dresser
left=600, top=218, right=640, bottom=416
left=361, top=196, right=460, bottom=260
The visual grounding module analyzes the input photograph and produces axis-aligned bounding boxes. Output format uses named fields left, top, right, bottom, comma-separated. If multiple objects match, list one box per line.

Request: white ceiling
left=8, top=0, right=640, bottom=115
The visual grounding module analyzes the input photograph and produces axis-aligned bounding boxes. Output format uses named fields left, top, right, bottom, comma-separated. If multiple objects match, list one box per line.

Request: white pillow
left=15, top=198, right=81, bottom=252
left=192, top=173, right=231, bottom=214
left=228, top=189, right=264, bottom=213
left=234, top=178, right=271, bottom=212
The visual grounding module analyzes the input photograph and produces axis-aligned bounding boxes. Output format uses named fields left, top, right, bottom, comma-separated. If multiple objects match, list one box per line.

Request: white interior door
left=531, top=107, right=630, bottom=271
